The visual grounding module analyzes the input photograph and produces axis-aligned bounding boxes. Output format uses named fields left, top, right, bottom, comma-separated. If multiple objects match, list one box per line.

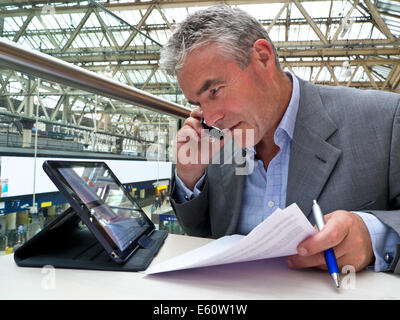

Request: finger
left=190, top=107, right=203, bottom=119
left=177, top=125, right=200, bottom=143
left=286, top=252, right=326, bottom=269
left=324, top=235, right=349, bottom=261
left=300, top=231, right=349, bottom=261
left=287, top=246, right=344, bottom=270
left=297, top=213, right=349, bottom=256
left=182, top=117, right=203, bottom=135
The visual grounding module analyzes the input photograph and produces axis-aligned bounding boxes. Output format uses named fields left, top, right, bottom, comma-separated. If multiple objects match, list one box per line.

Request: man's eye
left=211, top=87, right=220, bottom=95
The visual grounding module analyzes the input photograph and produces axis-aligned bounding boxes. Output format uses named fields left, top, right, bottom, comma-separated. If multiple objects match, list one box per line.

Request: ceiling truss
left=0, top=0, right=399, bottom=139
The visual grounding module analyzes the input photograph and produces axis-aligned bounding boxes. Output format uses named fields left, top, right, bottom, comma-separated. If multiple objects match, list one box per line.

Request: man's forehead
left=177, top=52, right=229, bottom=81
left=178, top=43, right=226, bottom=73
left=176, top=46, right=235, bottom=101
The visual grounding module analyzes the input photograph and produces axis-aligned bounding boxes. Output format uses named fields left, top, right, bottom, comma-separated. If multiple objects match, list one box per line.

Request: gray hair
left=160, top=5, right=280, bottom=76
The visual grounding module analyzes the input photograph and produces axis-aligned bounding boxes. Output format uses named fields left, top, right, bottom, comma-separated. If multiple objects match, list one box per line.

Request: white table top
left=0, top=233, right=399, bottom=300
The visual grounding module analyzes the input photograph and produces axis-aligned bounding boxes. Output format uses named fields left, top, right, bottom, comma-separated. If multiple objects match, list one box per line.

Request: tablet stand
left=14, top=207, right=168, bottom=272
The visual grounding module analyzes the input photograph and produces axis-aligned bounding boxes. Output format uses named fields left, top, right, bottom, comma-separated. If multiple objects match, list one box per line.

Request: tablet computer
left=43, top=160, right=156, bottom=264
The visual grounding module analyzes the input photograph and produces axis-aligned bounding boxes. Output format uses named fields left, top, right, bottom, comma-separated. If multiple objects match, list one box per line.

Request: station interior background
left=0, top=0, right=399, bottom=254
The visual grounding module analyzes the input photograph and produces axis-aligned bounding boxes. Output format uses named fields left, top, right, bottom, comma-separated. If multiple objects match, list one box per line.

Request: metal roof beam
left=331, top=0, right=359, bottom=42
left=43, top=46, right=399, bottom=63
left=93, top=7, right=120, bottom=49
left=1, top=1, right=334, bottom=16
left=12, top=12, right=33, bottom=42
left=364, top=0, right=396, bottom=41
left=120, top=4, right=155, bottom=51
left=294, top=0, right=328, bottom=44
left=0, top=16, right=376, bottom=37
left=61, top=8, right=93, bottom=52
left=362, top=61, right=379, bottom=89
left=267, top=2, right=288, bottom=33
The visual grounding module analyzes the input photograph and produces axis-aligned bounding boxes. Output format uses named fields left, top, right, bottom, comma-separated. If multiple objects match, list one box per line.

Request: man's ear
left=252, top=39, right=275, bottom=68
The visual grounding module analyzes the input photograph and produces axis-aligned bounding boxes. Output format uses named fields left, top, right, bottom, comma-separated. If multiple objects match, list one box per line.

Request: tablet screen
left=50, top=162, right=153, bottom=253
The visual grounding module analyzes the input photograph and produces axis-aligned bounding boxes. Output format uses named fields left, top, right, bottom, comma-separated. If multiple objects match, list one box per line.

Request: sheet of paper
left=144, top=203, right=317, bottom=274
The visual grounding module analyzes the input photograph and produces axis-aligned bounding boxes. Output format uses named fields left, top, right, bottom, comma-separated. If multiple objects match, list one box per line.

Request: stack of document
left=144, top=203, right=316, bottom=275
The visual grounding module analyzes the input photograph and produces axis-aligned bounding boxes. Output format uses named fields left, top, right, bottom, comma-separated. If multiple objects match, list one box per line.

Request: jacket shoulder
left=313, top=82, right=400, bottom=113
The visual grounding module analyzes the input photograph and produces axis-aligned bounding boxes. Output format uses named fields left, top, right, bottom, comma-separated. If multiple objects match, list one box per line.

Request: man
left=160, top=5, right=400, bottom=273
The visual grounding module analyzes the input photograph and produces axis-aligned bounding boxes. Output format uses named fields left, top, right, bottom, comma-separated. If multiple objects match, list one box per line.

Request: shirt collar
left=276, top=71, right=300, bottom=141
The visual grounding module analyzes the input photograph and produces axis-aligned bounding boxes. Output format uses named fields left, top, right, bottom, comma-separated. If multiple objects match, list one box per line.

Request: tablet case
left=14, top=207, right=168, bottom=272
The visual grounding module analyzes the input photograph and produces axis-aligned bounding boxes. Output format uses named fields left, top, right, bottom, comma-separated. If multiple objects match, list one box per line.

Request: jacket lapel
left=286, top=78, right=342, bottom=218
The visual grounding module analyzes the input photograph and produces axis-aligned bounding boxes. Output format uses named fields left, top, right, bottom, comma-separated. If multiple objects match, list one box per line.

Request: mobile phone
left=201, top=118, right=224, bottom=140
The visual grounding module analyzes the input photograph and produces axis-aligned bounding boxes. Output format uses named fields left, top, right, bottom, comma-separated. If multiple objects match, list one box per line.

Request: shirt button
left=384, top=253, right=393, bottom=264
left=268, top=201, right=275, bottom=208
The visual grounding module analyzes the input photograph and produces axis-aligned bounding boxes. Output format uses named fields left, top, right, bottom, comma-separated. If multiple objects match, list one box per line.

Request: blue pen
left=312, top=200, right=340, bottom=288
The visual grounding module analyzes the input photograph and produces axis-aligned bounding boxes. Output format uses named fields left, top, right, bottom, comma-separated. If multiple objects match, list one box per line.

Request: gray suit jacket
left=170, top=77, right=400, bottom=272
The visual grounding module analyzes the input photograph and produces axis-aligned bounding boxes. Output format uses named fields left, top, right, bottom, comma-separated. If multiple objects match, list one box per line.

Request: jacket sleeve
left=368, top=99, right=400, bottom=273
left=169, top=172, right=212, bottom=238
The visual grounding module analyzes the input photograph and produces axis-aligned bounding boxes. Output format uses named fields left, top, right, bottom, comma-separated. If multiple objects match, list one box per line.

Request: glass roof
left=0, top=0, right=399, bottom=109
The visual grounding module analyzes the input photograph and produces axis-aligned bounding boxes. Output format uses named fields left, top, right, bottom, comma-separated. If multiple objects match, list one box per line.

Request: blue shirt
left=236, top=72, right=299, bottom=234
left=175, top=72, right=399, bottom=272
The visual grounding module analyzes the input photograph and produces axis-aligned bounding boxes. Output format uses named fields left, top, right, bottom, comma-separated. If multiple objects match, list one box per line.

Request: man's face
left=177, top=43, right=283, bottom=147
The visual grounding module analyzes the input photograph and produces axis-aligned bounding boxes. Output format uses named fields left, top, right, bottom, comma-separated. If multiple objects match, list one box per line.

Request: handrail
left=0, top=39, right=190, bottom=119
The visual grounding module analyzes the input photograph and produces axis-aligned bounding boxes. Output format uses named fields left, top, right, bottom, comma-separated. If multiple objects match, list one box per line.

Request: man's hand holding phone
left=176, top=108, right=226, bottom=191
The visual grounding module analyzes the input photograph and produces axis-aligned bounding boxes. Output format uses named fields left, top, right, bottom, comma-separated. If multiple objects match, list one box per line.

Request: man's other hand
left=286, top=210, right=374, bottom=272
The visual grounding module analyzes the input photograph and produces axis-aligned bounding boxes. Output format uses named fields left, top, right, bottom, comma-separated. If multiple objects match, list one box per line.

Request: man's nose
left=203, top=111, right=224, bottom=128
left=201, top=104, right=224, bottom=127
